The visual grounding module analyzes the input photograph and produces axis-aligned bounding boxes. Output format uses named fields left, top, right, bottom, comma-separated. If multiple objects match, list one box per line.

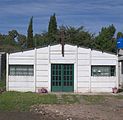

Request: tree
left=48, top=13, right=57, bottom=35
left=4, top=30, right=18, bottom=46
left=17, top=34, right=26, bottom=47
left=33, top=32, right=49, bottom=47
left=117, top=32, right=123, bottom=39
left=94, top=24, right=116, bottom=52
left=58, top=25, right=94, bottom=48
left=27, top=16, right=33, bottom=48
left=48, top=13, right=57, bottom=44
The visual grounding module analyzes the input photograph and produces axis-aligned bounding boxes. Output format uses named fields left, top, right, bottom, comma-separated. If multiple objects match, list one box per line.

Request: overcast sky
left=0, top=0, right=123, bottom=35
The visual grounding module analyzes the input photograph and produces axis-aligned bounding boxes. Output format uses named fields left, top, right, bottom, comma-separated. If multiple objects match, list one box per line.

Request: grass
left=58, top=94, right=106, bottom=104
left=0, top=91, right=123, bottom=111
left=114, top=95, right=123, bottom=99
left=81, top=95, right=105, bottom=104
left=0, top=91, right=57, bottom=111
left=61, top=94, right=79, bottom=104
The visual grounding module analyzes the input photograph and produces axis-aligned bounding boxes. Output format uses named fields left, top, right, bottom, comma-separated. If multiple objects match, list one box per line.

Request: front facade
left=6, top=44, right=119, bottom=92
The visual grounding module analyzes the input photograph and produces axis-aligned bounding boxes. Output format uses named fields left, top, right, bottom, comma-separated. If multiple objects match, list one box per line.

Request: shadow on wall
left=0, top=53, right=6, bottom=93
left=1, top=53, right=6, bottom=81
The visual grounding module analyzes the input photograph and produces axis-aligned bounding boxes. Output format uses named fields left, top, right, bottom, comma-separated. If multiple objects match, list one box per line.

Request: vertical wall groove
left=6, top=53, right=9, bottom=91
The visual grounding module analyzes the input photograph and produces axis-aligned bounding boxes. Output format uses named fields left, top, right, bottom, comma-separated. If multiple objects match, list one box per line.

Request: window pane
left=91, top=66, right=115, bottom=77
left=111, top=66, right=115, bottom=76
left=9, top=65, right=34, bottom=76
left=122, top=62, right=123, bottom=74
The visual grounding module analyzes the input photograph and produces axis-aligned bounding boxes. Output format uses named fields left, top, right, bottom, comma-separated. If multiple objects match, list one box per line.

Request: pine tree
left=48, top=13, right=57, bottom=35
left=27, top=16, right=33, bottom=48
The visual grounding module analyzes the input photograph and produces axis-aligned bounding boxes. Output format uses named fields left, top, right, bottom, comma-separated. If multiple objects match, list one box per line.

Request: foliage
left=59, top=26, right=94, bottom=48
left=117, top=32, right=123, bottom=39
left=17, top=34, right=26, bottom=47
left=27, top=16, right=33, bottom=48
left=48, top=13, right=57, bottom=35
left=48, top=13, right=58, bottom=44
left=0, top=30, right=25, bottom=52
left=94, top=24, right=116, bottom=52
left=33, top=32, right=49, bottom=47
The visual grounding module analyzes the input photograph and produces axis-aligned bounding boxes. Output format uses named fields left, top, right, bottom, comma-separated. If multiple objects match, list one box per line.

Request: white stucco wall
left=7, top=44, right=118, bottom=92
left=77, top=47, right=91, bottom=92
left=36, top=47, right=49, bottom=92
left=91, top=50, right=118, bottom=92
left=6, top=50, right=35, bottom=91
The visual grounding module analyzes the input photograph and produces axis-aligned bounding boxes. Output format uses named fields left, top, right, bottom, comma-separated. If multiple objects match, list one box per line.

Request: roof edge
left=8, top=43, right=117, bottom=55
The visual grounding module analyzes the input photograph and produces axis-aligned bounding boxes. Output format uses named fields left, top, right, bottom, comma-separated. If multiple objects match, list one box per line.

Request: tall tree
left=48, top=13, right=57, bottom=35
left=27, top=16, right=33, bottom=48
left=48, top=14, right=58, bottom=44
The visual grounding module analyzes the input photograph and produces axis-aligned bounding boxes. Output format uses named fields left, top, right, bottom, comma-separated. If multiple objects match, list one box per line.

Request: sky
left=0, top=0, right=123, bottom=35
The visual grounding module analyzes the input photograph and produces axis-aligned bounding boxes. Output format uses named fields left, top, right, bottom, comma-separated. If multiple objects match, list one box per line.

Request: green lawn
left=0, top=92, right=123, bottom=112
left=0, top=91, right=57, bottom=111
left=61, top=94, right=80, bottom=104
left=81, top=95, right=105, bottom=104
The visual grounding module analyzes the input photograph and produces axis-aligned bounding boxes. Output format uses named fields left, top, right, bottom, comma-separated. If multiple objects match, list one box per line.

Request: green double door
left=51, top=64, right=74, bottom=92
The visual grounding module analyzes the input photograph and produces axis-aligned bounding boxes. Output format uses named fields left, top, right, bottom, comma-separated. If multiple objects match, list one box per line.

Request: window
left=9, top=65, right=34, bottom=76
left=121, top=62, right=123, bottom=74
left=91, top=66, right=116, bottom=76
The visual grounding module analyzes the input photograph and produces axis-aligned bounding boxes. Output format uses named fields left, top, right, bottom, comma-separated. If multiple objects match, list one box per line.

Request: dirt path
left=0, top=111, right=69, bottom=120
left=31, top=96, right=123, bottom=120
left=31, top=104, right=123, bottom=120
left=0, top=112, right=43, bottom=120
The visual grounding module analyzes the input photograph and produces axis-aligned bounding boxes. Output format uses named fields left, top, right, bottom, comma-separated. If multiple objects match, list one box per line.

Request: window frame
left=91, top=65, right=116, bottom=77
left=9, top=65, right=34, bottom=76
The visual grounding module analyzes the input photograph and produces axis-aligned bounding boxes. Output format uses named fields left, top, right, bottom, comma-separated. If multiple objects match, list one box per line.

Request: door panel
left=51, top=64, right=62, bottom=92
left=51, top=64, right=74, bottom=92
left=62, top=64, right=74, bottom=92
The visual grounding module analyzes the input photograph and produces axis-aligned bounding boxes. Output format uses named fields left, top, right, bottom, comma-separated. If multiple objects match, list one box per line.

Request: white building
left=6, top=44, right=119, bottom=92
